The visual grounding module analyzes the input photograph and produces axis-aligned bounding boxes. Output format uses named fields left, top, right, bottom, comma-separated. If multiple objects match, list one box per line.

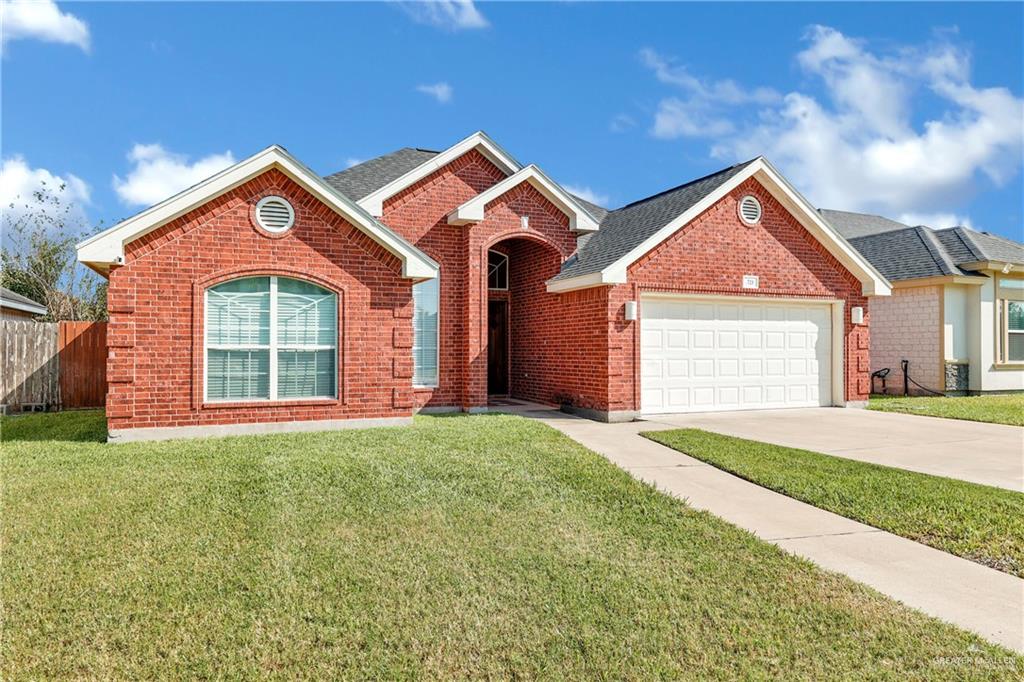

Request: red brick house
left=77, top=132, right=890, bottom=441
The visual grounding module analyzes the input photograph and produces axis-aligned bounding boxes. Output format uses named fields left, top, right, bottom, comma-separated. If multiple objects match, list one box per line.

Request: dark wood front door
left=487, top=299, right=509, bottom=395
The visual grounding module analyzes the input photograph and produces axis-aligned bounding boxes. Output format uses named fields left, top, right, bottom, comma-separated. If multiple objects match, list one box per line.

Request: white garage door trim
left=640, top=293, right=845, bottom=414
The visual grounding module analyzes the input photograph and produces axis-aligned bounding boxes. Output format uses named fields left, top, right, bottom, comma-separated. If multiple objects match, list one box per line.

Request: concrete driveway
left=640, top=408, right=1023, bottom=492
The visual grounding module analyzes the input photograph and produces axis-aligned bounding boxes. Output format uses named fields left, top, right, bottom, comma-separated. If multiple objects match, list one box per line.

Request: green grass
left=645, top=429, right=1024, bottom=578
left=868, top=393, right=1024, bottom=426
left=3, top=412, right=1021, bottom=679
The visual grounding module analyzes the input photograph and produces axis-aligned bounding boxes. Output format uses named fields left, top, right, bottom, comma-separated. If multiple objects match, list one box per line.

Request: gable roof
left=353, top=131, right=522, bottom=216
left=324, top=148, right=439, bottom=201
left=447, top=164, right=600, bottom=232
left=77, top=145, right=438, bottom=280
left=548, top=157, right=891, bottom=296
left=551, top=160, right=756, bottom=283
left=0, top=287, right=47, bottom=315
left=827, top=210, right=1024, bottom=282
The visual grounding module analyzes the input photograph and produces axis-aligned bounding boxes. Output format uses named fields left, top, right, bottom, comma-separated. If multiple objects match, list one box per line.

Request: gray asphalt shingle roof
left=324, top=148, right=440, bottom=201
left=551, top=160, right=758, bottom=281
left=818, top=209, right=911, bottom=239
left=831, top=208, right=1024, bottom=282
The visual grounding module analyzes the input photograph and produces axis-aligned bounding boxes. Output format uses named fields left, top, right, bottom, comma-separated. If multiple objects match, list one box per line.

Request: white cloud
left=400, top=0, right=488, bottom=31
left=640, top=47, right=779, bottom=140
left=344, top=157, right=364, bottom=169
left=416, top=82, right=453, bottom=104
left=0, top=155, right=90, bottom=231
left=563, top=184, right=609, bottom=207
left=112, top=144, right=235, bottom=206
left=897, top=212, right=973, bottom=230
left=644, top=27, right=1023, bottom=221
left=0, top=0, right=90, bottom=52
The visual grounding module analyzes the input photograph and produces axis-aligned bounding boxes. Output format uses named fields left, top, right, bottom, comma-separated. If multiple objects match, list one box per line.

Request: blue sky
left=2, top=1, right=1022, bottom=241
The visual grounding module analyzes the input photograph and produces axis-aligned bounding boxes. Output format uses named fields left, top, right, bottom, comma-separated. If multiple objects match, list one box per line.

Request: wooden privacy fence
left=1, top=320, right=107, bottom=411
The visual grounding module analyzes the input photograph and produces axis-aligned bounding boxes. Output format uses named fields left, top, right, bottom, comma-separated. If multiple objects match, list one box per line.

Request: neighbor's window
left=205, top=276, right=336, bottom=401
left=488, top=250, right=508, bottom=290
left=412, top=276, right=439, bottom=386
left=998, top=277, right=1024, bottom=363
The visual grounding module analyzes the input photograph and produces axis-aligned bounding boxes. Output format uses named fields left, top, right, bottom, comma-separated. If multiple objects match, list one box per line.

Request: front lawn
left=868, top=393, right=1024, bottom=427
left=645, top=429, right=1024, bottom=577
left=3, top=411, right=1021, bottom=678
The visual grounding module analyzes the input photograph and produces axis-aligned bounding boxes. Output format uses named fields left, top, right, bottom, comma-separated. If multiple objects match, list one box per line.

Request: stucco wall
left=870, top=285, right=941, bottom=395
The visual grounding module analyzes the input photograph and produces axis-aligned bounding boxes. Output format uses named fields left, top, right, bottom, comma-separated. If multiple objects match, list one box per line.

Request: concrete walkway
left=505, top=405, right=1024, bottom=653
left=646, top=407, right=1023, bottom=492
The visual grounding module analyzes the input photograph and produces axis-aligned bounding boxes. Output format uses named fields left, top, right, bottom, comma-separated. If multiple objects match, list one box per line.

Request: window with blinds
left=412, top=276, right=439, bottom=387
left=205, top=276, right=337, bottom=401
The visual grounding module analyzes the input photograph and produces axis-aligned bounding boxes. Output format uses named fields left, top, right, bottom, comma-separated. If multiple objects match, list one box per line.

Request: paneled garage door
left=641, top=297, right=833, bottom=414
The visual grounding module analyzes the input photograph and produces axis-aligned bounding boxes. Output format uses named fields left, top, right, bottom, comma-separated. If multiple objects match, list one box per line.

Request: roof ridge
left=614, top=158, right=759, bottom=212
left=947, top=227, right=985, bottom=262
left=916, top=226, right=958, bottom=276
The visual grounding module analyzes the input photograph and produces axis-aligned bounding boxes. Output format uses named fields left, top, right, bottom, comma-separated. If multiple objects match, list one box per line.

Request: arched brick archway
left=464, top=232, right=566, bottom=409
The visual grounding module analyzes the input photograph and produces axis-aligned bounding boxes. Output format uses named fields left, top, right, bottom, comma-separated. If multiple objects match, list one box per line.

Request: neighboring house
left=77, top=132, right=889, bottom=442
left=0, top=287, right=47, bottom=321
left=822, top=209, right=1024, bottom=395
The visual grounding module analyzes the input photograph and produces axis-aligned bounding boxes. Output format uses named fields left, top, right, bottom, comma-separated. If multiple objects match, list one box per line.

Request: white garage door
left=641, top=297, right=833, bottom=414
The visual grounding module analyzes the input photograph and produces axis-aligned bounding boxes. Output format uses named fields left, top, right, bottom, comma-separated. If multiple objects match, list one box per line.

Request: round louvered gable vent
left=255, top=196, right=295, bottom=233
left=738, top=195, right=762, bottom=225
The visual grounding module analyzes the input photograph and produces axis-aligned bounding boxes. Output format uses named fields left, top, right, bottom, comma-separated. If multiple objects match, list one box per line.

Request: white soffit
left=76, top=145, right=438, bottom=280
left=447, top=164, right=600, bottom=232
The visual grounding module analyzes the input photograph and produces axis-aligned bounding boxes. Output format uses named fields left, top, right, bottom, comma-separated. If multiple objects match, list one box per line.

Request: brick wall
left=869, top=286, right=941, bottom=395
left=106, top=169, right=414, bottom=432
left=600, top=178, right=871, bottom=412
left=381, top=151, right=580, bottom=410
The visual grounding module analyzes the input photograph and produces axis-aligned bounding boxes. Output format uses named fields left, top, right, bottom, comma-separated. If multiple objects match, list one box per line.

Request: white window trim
left=488, top=250, right=509, bottom=291
left=412, top=270, right=441, bottom=388
left=203, top=276, right=338, bottom=403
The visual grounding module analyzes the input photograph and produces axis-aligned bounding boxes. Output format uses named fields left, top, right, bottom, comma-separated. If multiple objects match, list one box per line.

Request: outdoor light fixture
left=624, top=301, right=638, bottom=321
left=851, top=306, right=864, bottom=325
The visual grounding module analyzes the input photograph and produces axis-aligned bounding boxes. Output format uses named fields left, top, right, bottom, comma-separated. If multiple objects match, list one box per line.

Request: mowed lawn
left=645, top=429, right=1024, bottom=577
left=868, top=393, right=1024, bottom=427
left=3, top=412, right=1021, bottom=679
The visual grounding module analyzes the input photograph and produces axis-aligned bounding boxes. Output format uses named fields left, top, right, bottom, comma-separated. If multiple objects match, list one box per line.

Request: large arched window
left=205, top=276, right=337, bottom=401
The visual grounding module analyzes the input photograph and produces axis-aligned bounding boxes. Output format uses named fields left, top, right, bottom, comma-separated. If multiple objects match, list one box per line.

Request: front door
left=488, top=299, right=509, bottom=395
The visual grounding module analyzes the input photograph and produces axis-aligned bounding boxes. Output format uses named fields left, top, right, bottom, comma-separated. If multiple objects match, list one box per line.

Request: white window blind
left=412, top=276, right=439, bottom=386
left=206, top=276, right=337, bottom=401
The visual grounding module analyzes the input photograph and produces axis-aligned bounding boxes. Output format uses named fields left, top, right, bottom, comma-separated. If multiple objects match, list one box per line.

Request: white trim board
left=76, top=145, right=439, bottom=280
left=358, top=131, right=522, bottom=216
left=546, top=157, right=892, bottom=297
left=448, top=164, right=599, bottom=232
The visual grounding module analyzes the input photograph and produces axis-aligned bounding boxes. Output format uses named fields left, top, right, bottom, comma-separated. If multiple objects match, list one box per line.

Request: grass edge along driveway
left=3, top=410, right=1022, bottom=679
left=868, top=393, right=1024, bottom=427
left=644, top=428, right=1024, bottom=578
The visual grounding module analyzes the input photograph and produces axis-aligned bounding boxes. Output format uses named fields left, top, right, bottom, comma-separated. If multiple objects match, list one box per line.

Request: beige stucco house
left=824, top=210, right=1024, bottom=395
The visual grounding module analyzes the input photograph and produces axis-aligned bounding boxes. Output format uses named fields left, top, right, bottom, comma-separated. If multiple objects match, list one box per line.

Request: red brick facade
left=103, top=151, right=871, bottom=434
left=106, top=169, right=414, bottom=433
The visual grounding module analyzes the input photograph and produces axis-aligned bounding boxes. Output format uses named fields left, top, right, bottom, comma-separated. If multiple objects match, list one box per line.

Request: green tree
left=1, top=181, right=107, bottom=321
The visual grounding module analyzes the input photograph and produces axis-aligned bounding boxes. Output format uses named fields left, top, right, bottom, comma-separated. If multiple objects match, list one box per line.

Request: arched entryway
left=482, top=234, right=565, bottom=402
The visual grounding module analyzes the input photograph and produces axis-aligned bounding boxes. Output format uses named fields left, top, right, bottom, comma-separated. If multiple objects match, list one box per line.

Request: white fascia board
left=0, top=299, right=47, bottom=315
left=447, top=164, right=600, bottom=232
left=357, top=131, right=522, bottom=216
left=76, top=145, right=438, bottom=281
left=563, top=158, right=891, bottom=297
